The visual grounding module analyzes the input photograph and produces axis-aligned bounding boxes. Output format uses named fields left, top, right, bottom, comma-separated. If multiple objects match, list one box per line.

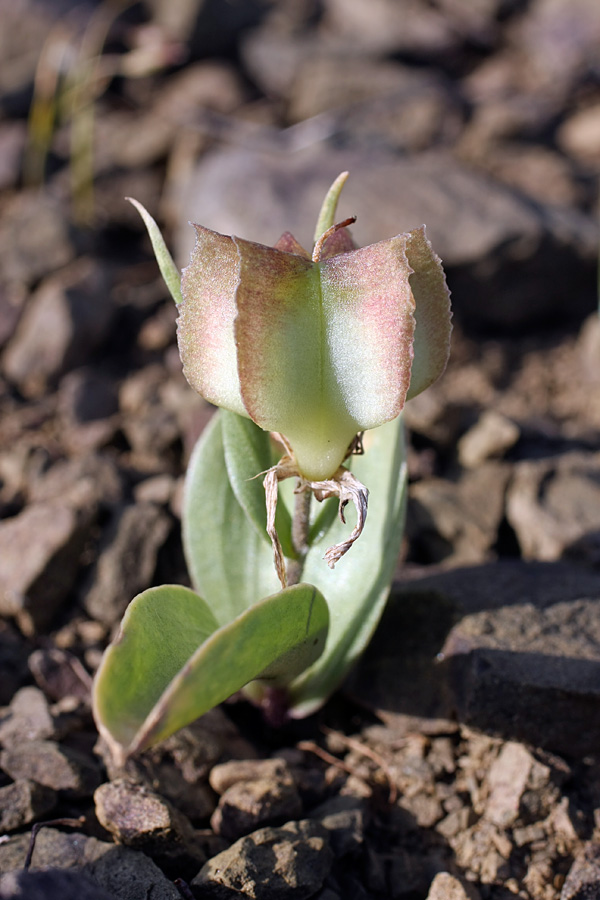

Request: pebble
left=561, top=842, right=600, bottom=900
left=0, top=779, right=56, bottom=831
left=193, top=819, right=333, bottom=900
left=0, top=686, right=55, bottom=747
left=0, top=740, right=101, bottom=797
left=458, top=410, right=520, bottom=468
left=426, top=871, right=481, bottom=900
left=210, top=777, right=303, bottom=841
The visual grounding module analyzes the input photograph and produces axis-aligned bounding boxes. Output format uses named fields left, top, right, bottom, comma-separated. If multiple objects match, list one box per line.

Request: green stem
left=286, top=485, right=311, bottom=586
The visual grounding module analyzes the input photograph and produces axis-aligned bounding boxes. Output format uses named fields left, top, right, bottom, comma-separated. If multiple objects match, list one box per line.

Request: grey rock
left=193, top=819, right=333, bottom=900
left=0, top=686, right=56, bottom=747
left=561, top=842, right=600, bottom=900
left=0, top=496, right=97, bottom=635
left=175, top=146, right=598, bottom=331
left=0, top=193, right=73, bottom=286
left=94, top=780, right=205, bottom=875
left=28, top=648, right=93, bottom=705
left=84, top=502, right=171, bottom=626
left=457, top=411, right=520, bottom=469
left=484, top=742, right=535, bottom=828
left=0, top=779, right=56, bottom=831
left=0, top=828, right=180, bottom=900
left=2, top=258, right=113, bottom=397
left=507, top=451, right=600, bottom=563
left=0, top=740, right=101, bottom=797
left=211, top=777, right=303, bottom=841
left=210, top=758, right=295, bottom=795
left=408, top=462, right=510, bottom=564
left=0, top=869, right=116, bottom=900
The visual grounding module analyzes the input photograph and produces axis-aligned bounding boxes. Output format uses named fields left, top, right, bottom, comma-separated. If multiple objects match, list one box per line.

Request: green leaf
left=93, top=582, right=328, bottom=761
left=221, top=410, right=294, bottom=560
left=183, top=412, right=281, bottom=625
left=286, top=414, right=408, bottom=717
left=128, top=198, right=183, bottom=306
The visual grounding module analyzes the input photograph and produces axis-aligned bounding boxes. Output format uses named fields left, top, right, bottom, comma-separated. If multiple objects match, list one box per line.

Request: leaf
left=183, top=412, right=281, bottom=625
left=221, top=410, right=294, bottom=560
left=286, top=414, right=408, bottom=717
left=313, top=171, right=349, bottom=244
left=93, top=582, right=329, bottom=761
left=127, top=198, right=183, bottom=306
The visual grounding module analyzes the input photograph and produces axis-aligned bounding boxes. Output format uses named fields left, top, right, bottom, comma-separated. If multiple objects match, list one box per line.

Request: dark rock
left=441, top=596, right=600, bottom=756
left=0, top=828, right=180, bottom=899
left=0, top=496, right=97, bottom=635
left=0, top=123, right=26, bottom=191
left=350, top=561, right=600, bottom=754
left=309, top=795, right=367, bottom=858
left=83, top=502, right=172, bottom=627
left=0, top=686, right=56, bottom=747
left=58, top=368, right=119, bottom=425
left=211, top=777, right=303, bottom=841
left=561, top=842, right=600, bottom=900
left=0, top=779, right=56, bottom=831
left=176, top=146, right=598, bottom=331
left=192, top=819, right=333, bottom=900
left=2, top=258, right=113, bottom=397
left=0, top=869, right=116, bottom=900
left=0, top=740, right=101, bottom=797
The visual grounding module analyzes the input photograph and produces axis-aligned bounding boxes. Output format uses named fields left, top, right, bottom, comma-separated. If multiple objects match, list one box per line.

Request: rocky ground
left=0, top=0, right=599, bottom=897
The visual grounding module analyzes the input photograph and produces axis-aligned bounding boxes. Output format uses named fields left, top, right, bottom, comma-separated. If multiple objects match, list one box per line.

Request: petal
left=404, top=226, right=452, bottom=400
left=234, top=236, right=417, bottom=481
left=179, top=225, right=247, bottom=417
left=273, top=232, right=311, bottom=258
left=233, top=238, right=351, bottom=480
left=319, top=237, right=416, bottom=429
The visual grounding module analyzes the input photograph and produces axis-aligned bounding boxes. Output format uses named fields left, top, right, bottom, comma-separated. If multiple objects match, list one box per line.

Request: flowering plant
left=93, top=173, right=451, bottom=762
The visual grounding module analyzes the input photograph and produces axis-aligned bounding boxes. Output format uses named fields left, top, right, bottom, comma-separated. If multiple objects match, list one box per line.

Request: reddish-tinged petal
left=179, top=225, right=247, bottom=417
left=404, top=226, right=452, bottom=400
left=273, top=232, right=311, bottom=258
left=319, top=237, right=416, bottom=429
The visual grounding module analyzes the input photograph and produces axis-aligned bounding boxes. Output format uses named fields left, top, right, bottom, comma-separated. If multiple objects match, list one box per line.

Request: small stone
left=192, top=820, right=333, bottom=900
left=2, top=258, right=113, bottom=397
left=0, top=740, right=101, bottom=797
left=0, top=686, right=55, bottom=747
left=0, top=192, right=73, bottom=286
left=485, top=742, right=534, bottom=827
left=0, top=780, right=56, bottom=831
left=458, top=411, right=520, bottom=468
left=561, top=842, right=600, bottom=900
left=28, top=648, right=93, bottom=705
left=94, top=779, right=206, bottom=876
left=426, top=872, right=481, bottom=900
left=309, top=795, right=367, bottom=858
left=84, top=502, right=172, bottom=626
left=507, top=452, right=600, bottom=562
left=210, top=758, right=295, bottom=794
left=0, top=498, right=97, bottom=635
left=211, top=778, right=303, bottom=841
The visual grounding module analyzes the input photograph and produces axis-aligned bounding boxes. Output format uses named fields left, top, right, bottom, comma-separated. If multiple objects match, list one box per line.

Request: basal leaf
left=93, top=583, right=328, bottom=761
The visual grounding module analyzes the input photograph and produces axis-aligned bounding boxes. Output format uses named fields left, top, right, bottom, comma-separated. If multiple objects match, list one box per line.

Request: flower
left=178, top=180, right=451, bottom=483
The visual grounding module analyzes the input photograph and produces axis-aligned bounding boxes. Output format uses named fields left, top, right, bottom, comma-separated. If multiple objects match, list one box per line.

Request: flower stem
left=287, top=485, right=312, bottom=586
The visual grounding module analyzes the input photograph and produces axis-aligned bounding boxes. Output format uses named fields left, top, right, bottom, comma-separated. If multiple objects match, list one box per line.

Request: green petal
left=179, top=225, right=247, bottom=417
left=404, top=226, right=452, bottom=400
left=233, top=236, right=416, bottom=481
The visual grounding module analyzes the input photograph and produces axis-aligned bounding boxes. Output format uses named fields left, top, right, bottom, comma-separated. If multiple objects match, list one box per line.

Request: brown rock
left=211, top=777, right=303, bottom=841
left=0, top=780, right=56, bottom=831
left=0, top=740, right=101, bottom=797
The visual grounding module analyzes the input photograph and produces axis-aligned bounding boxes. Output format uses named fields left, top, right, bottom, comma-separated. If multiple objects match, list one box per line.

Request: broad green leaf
left=221, top=410, right=294, bottom=560
left=128, top=198, right=183, bottom=306
left=286, top=414, right=408, bottom=717
left=93, top=582, right=328, bottom=761
left=183, top=412, right=281, bottom=625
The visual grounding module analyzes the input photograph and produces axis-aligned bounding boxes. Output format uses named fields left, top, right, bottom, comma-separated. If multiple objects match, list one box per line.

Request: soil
left=0, top=1, right=599, bottom=899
